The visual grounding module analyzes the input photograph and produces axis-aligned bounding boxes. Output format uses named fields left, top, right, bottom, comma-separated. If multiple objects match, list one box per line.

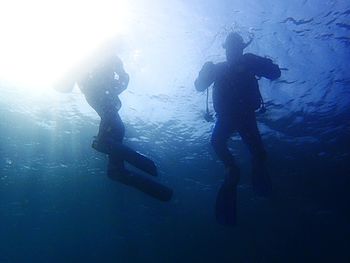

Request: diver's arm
left=246, top=53, right=281, bottom=80
left=195, top=61, right=216, bottom=91
left=261, top=58, right=281, bottom=80
left=113, top=63, right=129, bottom=95
left=53, top=56, right=92, bottom=93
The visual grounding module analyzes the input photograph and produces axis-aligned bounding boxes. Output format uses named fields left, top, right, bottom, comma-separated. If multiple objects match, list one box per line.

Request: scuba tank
left=204, top=84, right=267, bottom=122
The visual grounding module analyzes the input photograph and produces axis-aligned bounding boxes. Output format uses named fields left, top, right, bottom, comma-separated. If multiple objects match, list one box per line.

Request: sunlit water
left=1, top=0, right=350, bottom=262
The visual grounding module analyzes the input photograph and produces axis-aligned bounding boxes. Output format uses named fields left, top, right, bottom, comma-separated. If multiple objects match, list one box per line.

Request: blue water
left=1, top=0, right=350, bottom=262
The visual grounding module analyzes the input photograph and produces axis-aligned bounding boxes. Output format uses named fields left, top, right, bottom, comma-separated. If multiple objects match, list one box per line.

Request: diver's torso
left=78, top=63, right=122, bottom=117
left=213, top=55, right=260, bottom=117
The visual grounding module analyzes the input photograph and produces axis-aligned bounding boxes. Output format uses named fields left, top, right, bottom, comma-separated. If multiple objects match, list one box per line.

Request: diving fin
left=252, top=160, right=272, bottom=197
left=216, top=181, right=237, bottom=226
left=108, top=169, right=173, bottom=202
left=215, top=167, right=240, bottom=226
left=92, top=138, right=157, bottom=177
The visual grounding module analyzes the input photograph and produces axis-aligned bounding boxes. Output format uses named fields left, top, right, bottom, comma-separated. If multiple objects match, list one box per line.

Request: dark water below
left=1, top=107, right=349, bottom=263
left=1, top=0, right=350, bottom=261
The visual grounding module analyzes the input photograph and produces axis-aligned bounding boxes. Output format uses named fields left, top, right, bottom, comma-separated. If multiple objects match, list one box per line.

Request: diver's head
left=223, top=32, right=246, bottom=64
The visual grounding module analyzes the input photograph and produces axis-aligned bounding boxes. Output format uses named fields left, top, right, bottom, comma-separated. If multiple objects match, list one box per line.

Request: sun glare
left=0, top=0, right=130, bottom=92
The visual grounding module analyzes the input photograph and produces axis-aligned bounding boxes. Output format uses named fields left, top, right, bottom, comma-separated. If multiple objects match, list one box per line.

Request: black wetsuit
left=78, top=56, right=129, bottom=172
left=196, top=53, right=281, bottom=170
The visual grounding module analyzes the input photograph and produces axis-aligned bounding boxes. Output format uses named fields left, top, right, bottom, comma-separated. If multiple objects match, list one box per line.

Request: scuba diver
left=194, top=32, right=281, bottom=225
left=54, top=40, right=172, bottom=201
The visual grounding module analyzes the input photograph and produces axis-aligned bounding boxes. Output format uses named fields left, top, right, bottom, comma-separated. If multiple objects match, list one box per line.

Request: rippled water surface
left=1, top=0, right=350, bottom=262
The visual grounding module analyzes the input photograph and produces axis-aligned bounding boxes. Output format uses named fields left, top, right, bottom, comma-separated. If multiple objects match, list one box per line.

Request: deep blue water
left=1, top=0, right=350, bottom=262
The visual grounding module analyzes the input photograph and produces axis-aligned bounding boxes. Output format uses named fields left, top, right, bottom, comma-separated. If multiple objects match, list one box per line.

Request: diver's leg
left=211, top=116, right=238, bottom=170
left=211, top=116, right=240, bottom=182
left=109, top=112, right=125, bottom=143
left=94, top=111, right=157, bottom=176
left=212, top=116, right=240, bottom=226
left=98, top=110, right=127, bottom=178
left=97, top=110, right=125, bottom=143
left=238, top=114, right=271, bottom=196
left=108, top=112, right=126, bottom=178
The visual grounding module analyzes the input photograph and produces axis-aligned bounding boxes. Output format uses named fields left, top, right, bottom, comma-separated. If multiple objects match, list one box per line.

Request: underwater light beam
left=0, top=0, right=130, bottom=92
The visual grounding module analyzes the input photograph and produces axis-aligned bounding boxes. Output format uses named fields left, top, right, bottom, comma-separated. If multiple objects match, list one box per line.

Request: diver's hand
left=202, top=61, right=215, bottom=74
left=200, top=62, right=216, bottom=82
left=114, top=72, right=129, bottom=95
left=195, top=61, right=216, bottom=91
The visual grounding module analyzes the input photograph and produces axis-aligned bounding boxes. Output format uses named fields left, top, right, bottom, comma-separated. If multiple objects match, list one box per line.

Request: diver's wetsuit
left=196, top=53, right=280, bottom=191
left=78, top=56, right=129, bottom=173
